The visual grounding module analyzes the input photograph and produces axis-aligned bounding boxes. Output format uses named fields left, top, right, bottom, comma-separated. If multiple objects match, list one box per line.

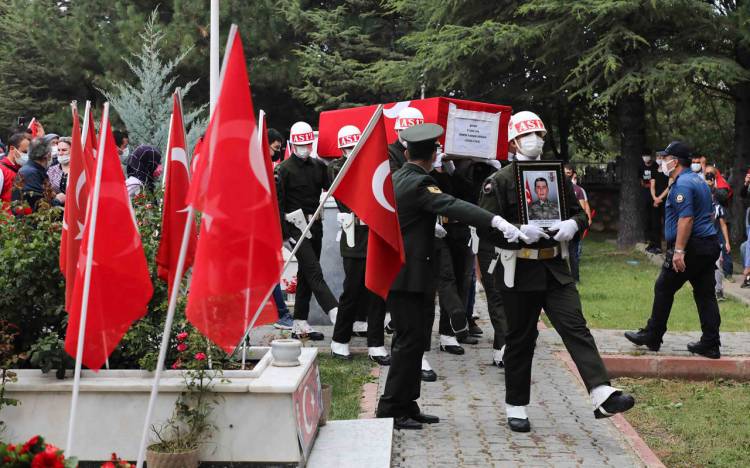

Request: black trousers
left=437, top=226, right=473, bottom=337
left=291, top=224, right=338, bottom=320
left=643, top=188, right=662, bottom=248
left=377, top=291, right=434, bottom=418
left=568, top=238, right=580, bottom=282
left=332, top=257, right=386, bottom=347
left=477, top=242, right=507, bottom=350
left=501, top=278, right=609, bottom=406
left=646, top=238, right=722, bottom=346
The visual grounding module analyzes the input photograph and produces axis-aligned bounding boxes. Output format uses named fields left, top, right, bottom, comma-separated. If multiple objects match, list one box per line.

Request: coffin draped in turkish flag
left=332, top=111, right=405, bottom=298
left=156, top=92, right=197, bottom=295
left=64, top=105, right=153, bottom=370
left=186, top=28, right=282, bottom=354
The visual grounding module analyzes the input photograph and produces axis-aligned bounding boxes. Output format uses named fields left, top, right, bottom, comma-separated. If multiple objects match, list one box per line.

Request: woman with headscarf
left=125, top=145, right=162, bottom=198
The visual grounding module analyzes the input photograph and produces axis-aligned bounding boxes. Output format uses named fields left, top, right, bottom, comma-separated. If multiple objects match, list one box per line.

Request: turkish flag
left=525, top=179, right=532, bottom=205
left=64, top=104, right=153, bottom=370
left=331, top=110, right=405, bottom=298
left=28, top=118, right=43, bottom=138
left=156, top=92, right=197, bottom=295
left=186, top=28, right=283, bottom=354
left=59, top=105, right=90, bottom=311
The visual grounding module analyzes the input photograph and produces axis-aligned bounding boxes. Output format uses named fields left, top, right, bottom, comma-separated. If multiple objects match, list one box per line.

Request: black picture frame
left=514, top=160, right=567, bottom=230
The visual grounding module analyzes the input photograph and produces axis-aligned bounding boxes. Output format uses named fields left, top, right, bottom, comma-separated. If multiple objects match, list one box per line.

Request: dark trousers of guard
left=332, top=257, right=386, bottom=347
left=377, top=291, right=434, bottom=418
left=437, top=226, right=473, bottom=337
left=646, top=236, right=722, bottom=346
left=643, top=188, right=662, bottom=248
left=501, top=275, right=609, bottom=406
left=477, top=242, right=507, bottom=350
left=291, top=223, right=338, bottom=320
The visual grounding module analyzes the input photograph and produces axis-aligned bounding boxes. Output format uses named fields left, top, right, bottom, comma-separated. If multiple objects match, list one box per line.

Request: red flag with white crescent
left=525, top=179, right=532, bottom=205
left=331, top=110, right=405, bottom=299
left=156, top=92, right=198, bottom=295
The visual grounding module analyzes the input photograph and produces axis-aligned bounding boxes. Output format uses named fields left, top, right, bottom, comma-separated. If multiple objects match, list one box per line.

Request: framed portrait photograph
left=514, top=161, right=566, bottom=229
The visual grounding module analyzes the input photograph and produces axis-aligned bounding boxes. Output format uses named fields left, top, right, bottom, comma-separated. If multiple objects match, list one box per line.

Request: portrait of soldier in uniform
left=523, top=171, right=562, bottom=227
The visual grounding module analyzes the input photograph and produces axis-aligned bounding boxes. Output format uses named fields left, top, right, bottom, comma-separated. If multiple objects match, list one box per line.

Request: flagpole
left=135, top=207, right=195, bottom=468
left=210, top=0, right=220, bottom=116
left=81, top=101, right=91, bottom=146
left=232, top=105, right=384, bottom=355
left=162, top=113, right=174, bottom=187
left=66, top=102, right=109, bottom=454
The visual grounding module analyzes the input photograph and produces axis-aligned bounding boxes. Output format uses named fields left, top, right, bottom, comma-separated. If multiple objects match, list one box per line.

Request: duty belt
left=517, top=246, right=561, bottom=260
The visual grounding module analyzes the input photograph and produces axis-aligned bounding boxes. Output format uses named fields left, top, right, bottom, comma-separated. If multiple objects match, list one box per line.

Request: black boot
left=624, top=328, right=661, bottom=351
left=507, top=418, right=530, bottom=432
left=687, top=341, right=721, bottom=359
left=594, top=391, right=635, bottom=419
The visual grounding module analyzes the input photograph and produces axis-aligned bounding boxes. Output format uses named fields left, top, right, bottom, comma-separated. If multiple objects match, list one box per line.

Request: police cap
left=400, top=123, right=444, bottom=157
left=660, top=141, right=692, bottom=162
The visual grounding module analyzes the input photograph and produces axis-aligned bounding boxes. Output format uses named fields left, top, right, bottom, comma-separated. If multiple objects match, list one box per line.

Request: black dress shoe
left=440, top=344, right=465, bottom=355
left=507, top=417, right=530, bottom=432
left=468, top=319, right=483, bottom=336
left=384, top=321, right=394, bottom=335
left=292, top=331, right=325, bottom=341
left=331, top=351, right=352, bottom=361
left=369, top=354, right=391, bottom=366
left=687, top=341, right=721, bottom=359
left=624, top=328, right=661, bottom=351
left=393, top=416, right=423, bottom=430
left=421, top=369, right=437, bottom=382
left=457, top=335, right=479, bottom=345
left=594, top=391, right=635, bottom=419
left=411, top=412, right=439, bottom=424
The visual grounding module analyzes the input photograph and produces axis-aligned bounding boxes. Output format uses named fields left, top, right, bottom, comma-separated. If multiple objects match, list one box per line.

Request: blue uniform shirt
left=664, top=169, right=717, bottom=243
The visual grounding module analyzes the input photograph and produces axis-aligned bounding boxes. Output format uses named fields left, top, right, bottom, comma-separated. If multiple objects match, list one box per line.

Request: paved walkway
left=583, top=329, right=750, bottom=356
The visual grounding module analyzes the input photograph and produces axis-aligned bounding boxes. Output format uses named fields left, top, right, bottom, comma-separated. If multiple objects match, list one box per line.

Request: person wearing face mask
left=13, top=138, right=65, bottom=211
left=626, top=141, right=722, bottom=359
left=639, top=152, right=661, bottom=253
left=43, top=134, right=59, bottom=165
left=268, top=128, right=285, bottom=166
left=274, top=121, right=339, bottom=341
left=649, top=152, right=671, bottom=254
left=125, top=145, right=162, bottom=198
left=327, top=125, right=390, bottom=365
left=114, top=130, right=130, bottom=173
left=47, top=137, right=72, bottom=195
left=478, top=111, right=635, bottom=433
left=0, top=133, right=29, bottom=213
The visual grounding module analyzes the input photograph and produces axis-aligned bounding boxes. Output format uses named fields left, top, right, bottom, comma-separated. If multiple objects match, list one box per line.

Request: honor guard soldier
left=275, top=121, right=339, bottom=341
left=328, top=125, right=390, bottom=365
left=478, top=111, right=635, bottom=433
left=376, top=123, right=527, bottom=430
left=625, top=141, right=722, bottom=359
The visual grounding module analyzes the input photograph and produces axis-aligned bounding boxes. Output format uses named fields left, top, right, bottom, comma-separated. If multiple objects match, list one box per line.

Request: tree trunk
left=616, top=92, right=646, bottom=249
left=730, top=41, right=750, bottom=248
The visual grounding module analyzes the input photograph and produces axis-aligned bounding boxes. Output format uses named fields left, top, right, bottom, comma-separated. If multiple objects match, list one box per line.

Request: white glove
left=434, top=223, right=447, bottom=239
left=283, top=237, right=297, bottom=251
left=520, top=224, right=549, bottom=244
left=491, top=216, right=529, bottom=243
left=549, top=219, right=579, bottom=242
left=433, top=152, right=445, bottom=169
left=443, top=159, right=455, bottom=175
left=484, top=159, right=502, bottom=170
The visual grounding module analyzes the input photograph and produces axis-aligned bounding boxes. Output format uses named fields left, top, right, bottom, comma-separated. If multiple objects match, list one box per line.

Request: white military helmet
left=337, top=125, right=362, bottom=149
left=508, top=111, right=546, bottom=142
left=289, top=121, right=315, bottom=145
left=394, top=107, right=425, bottom=131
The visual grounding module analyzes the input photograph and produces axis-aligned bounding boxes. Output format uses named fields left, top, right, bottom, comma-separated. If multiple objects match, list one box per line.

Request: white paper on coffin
left=3, top=347, right=321, bottom=463
left=444, top=103, right=501, bottom=160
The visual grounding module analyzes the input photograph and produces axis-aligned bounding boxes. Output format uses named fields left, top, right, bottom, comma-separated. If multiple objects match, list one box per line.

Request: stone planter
left=3, top=347, right=322, bottom=464
left=271, top=338, right=302, bottom=367
left=146, top=447, right=199, bottom=468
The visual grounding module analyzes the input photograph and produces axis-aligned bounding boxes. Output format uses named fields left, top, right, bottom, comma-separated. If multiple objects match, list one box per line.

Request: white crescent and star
left=383, top=101, right=411, bottom=119
left=248, top=128, right=271, bottom=195
left=371, top=160, right=395, bottom=213
left=302, top=385, right=316, bottom=434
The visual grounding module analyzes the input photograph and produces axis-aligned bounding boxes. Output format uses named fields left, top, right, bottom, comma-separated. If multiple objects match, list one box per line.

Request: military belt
left=517, top=246, right=560, bottom=260
left=440, top=216, right=460, bottom=224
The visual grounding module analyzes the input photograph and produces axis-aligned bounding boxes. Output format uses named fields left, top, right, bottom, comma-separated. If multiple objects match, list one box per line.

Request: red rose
left=171, top=359, right=182, bottom=369
left=194, top=352, right=207, bottom=361
left=30, top=446, right=64, bottom=468
left=7, top=444, right=15, bottom=451
left=176, top=343, right=188, bottom=352
left=176, top=332, right=188, bottom=341
left=101, top=462, right=116, bottom=468
left=23, top=207, right=32, bottom=215
left=20, top=435, right=40, bottom=454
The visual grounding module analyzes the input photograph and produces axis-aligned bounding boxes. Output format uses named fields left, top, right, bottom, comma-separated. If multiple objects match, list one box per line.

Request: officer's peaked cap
left=661, top=141, right=692, bottom=162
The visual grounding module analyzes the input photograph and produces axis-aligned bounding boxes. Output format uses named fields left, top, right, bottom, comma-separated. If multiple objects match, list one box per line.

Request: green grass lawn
left=576, top=235, right=750, bottom=331
left=616, top=377, right=750, bottom=467
left=318, top=354, right=376, bottom=420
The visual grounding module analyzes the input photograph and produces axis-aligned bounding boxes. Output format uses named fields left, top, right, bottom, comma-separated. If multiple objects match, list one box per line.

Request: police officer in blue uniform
left=625, top=141, right=722, bottom=359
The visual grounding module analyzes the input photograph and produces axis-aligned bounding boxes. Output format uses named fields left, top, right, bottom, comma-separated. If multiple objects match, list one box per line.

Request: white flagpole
left=162, top=113, right=174, bottom=187
left=65, top=102, right=109, bottom=454
left=232, top=105, right=384, bottom=355
left=81, top=101, right=91, bottom=146
left=210, top=0, right=220, bottom=116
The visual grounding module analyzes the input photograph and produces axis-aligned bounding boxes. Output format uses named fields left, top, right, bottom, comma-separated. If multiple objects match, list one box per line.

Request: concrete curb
left=602, top=354, right=750, bottom=381
left=359, top=365, right=381, bottom=419
left=555, top=351, right=666, bottom=468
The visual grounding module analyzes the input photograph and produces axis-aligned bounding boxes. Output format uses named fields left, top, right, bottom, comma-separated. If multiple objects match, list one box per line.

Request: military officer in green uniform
left=328, top=125, right=390, bottom=365
left=528, top=177, right=560, bottom=221
left=376, top=123, right=527, bottom=430
left=477, top=111, right=635, bottom=433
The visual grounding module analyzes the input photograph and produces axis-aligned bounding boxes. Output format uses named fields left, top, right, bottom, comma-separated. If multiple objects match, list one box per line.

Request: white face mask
left=515, top=134, right=544, bottom=160
left=661, top=159, right=675, bottom=176
left=691, top=163, right=702, bottom=173
left=51, top=146, right=59, bottom=157
left=16, top=150, right=28, bottom=165
left=57, top=155, right=71, bottom=165
left=120, top=146, right=130, bottom=163
left=642, top=156, right=651, bottom=164
left=294, top=145, right=311, bottom=159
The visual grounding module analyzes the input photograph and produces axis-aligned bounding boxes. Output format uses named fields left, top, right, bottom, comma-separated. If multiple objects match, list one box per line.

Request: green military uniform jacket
left=477, top=162, right=588, bottom=292
left=274, top=154, right=331, bottom=238
left=328, top=156, right=368, bottom=259
left=391, top=163, right=495, bottom=294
